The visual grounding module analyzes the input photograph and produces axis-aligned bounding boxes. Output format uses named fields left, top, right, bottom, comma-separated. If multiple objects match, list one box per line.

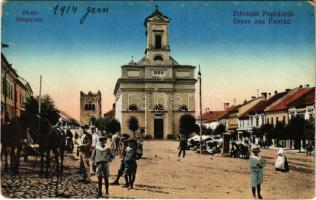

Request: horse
left=28, top=117, right=66, bottom=176
left=1, top=115, right=29, bottom=174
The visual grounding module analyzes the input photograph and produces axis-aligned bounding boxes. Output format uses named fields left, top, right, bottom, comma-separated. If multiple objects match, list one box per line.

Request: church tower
left=144, top=6, right=170, bottom=63
left=114, top=7, right=196, bottom=139
left=80, top=91, right=102, bottom=126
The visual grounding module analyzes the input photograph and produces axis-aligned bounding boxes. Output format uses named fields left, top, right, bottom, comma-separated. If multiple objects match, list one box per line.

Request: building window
left=153, top=55, right=163, bottom=61
left=266, top=118, right=269, bottom=124
left=128, top=104, right=138, bottom=111
left=155, top=34, right=162, bottom=49
left=153, top=70, right=164, bottom=76
left=261, top=115, right=264, bottom=125
left=179, top=105, right=188, bottom=112
left=154, top=104, right=164, bottom=111
left=271, top=117, right=274, bottom=125
left=256, top=117, right=259, bottom=127
left=85, top=103, right=96, bottom=111
left=276, top=117, right=279, bottom=123
left=282, top=116, right=286, bottom=124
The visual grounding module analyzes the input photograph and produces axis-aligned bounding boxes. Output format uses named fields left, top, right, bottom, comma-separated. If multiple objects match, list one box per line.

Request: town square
left=1, top=140, right=314, bottom=199
left=1, top=1, right=315, bottom=199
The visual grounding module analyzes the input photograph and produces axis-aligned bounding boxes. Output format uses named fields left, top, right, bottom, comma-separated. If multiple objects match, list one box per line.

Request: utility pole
left=38, top=75, right=42, bottom=115
left=198, top=65, right=202, bottom=154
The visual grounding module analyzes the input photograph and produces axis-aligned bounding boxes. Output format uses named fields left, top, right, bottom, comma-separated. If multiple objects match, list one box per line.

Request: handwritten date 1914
left=52, top=4, right=108, bottom=24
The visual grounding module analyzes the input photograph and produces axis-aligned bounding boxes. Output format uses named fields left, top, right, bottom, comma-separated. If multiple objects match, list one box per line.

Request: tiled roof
left=266, top=87, right=313, bottom=112
left=59, top=110, right=79, bottom=123
left=201, top=111, right=226, bottom=123
left=104, top=109, right=115, bottom=118
left=218, top=106, right=238, bottom=119
left=288, top=87, right=315, bottom=108
left=244, top=92, right=288, bottom=116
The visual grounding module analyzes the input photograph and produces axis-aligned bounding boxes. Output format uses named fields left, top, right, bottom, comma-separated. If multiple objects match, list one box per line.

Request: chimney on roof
left=261, top=92, right=267, bottom=99
left=251, top=96, right=256, bottom=99
left=299, top=85, right=303, bottom=88
left=224, top=103, right=230, bottom=111
left=274, top=90, right=278, bottom=94
left=285, top=88, right=290, bottom=92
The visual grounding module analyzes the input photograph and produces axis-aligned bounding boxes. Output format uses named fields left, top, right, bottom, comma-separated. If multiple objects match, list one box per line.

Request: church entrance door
left=154, top=118, right=164, bottom=139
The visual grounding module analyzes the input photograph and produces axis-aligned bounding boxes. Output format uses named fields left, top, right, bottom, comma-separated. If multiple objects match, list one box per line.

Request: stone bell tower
left=144, top=6, right=170, bottom=62
left=80, top=91, right=102, bottom=126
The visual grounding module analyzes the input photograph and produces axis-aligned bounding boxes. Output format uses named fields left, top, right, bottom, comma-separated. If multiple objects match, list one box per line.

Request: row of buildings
left=1, top=44, right=78, bottom=126
left=1, top=44, right=33, bottom=124
left=200, top=85, right=315, bottom=144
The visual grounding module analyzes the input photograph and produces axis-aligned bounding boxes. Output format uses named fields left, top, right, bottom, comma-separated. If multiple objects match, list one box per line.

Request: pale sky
left=2, top=1, right=315, bottom=120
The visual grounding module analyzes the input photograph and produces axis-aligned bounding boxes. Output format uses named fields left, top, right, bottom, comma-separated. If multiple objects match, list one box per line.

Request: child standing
left=123, top=139, right=137, bottom=189
left=111, top=140, right=129, bottom=186
left=249, top=145, right=265, bottom=199
left=91, top=136, right=114, bottom=198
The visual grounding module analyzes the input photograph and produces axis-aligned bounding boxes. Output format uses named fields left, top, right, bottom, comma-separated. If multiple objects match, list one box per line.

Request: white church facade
left=114, top=8, right=197, bottom=139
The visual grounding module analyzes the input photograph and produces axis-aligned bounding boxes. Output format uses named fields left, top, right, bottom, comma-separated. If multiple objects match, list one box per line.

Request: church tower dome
left=144, top=6, right=170, bottom=62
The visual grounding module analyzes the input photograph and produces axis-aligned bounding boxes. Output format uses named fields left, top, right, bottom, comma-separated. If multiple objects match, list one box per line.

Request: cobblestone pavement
left=1, top=141, right=315, bottom=199
left=1, top=153, right=98, bottom=198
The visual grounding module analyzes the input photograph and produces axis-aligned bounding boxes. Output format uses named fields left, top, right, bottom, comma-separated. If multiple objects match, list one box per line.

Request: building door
left=154, top=118, right=164, bottom=139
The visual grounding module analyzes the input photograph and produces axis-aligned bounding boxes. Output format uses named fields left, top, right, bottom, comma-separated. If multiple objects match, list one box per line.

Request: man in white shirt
left=90, top=127, right=100, bottom=175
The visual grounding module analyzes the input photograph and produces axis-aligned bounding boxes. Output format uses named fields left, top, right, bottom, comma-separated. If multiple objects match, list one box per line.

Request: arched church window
left=179, top=105, right=188, bottom=112
left=154, top=55, right=163, bottom=61
left=85, top=104, right=89, bottom=110
left=91, top=104, right=96, bottom=111
left=154, top=104, right=164, bottom=111
left=128, top=104, right=138, bottom=111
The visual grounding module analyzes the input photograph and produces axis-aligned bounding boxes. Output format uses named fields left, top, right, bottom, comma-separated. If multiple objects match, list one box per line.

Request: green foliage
left=179, top=114, right=196, bottom=136
left=90, top=116, right=97, bottom=126
left=106, top=118, right=121, bottom=134
left=240, top=130, right=250, bottom=138
left=252, top=127, right=262, bottom=138
left=204, top=127, right=213, bottom=135
left=260, top=123, right=274, bottom=145
left=94, top=117, right=110, bottom=131
left=272, top=122, right=287, bottom=140
left=302, top=118, right=315, bottom=140
left=25, top=95, right=59, bottom=125
left=287, top=116, right=315, bottom=149
left=213, top=124, right=226, bottom=136
left=128, top=116, right=139, bottom=138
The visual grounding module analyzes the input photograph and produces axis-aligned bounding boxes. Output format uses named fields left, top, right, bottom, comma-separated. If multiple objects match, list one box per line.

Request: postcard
left=1, top=0, right=315, bottom=199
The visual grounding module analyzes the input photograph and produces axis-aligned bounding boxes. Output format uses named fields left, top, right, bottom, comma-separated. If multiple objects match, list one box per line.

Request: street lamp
left=198, top=65, right=202, bottom=154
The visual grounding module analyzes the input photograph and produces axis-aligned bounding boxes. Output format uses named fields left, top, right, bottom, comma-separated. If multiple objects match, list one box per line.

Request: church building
left=114, top=7, right=197, bottom=139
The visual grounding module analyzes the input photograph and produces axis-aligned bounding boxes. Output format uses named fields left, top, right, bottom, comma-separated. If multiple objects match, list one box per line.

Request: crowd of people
left=65, top=125, right=142, bottom=198
left=57, top=127, right=312, bottom=199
